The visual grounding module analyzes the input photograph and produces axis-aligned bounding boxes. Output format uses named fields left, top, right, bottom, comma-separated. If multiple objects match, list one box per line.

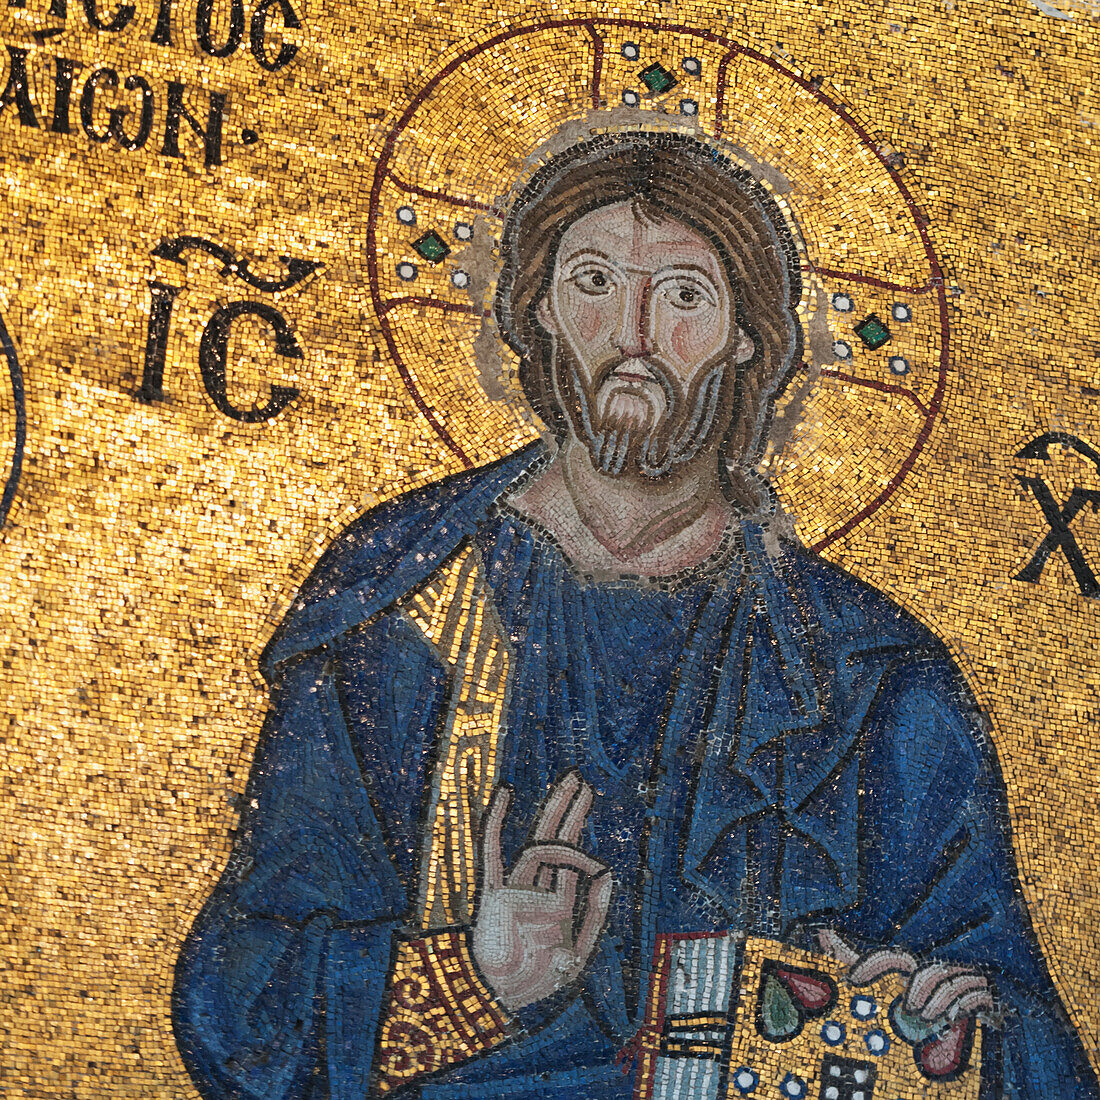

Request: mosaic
left=0, top=3, right=1099, bottom=1099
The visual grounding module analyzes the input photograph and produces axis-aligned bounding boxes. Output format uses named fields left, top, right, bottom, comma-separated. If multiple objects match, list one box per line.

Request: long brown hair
left=494, top=131, right=802, bottom=510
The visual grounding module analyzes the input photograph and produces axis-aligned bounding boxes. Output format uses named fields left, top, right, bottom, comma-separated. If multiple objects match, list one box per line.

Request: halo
left=367, top=17, right=948, bottom=550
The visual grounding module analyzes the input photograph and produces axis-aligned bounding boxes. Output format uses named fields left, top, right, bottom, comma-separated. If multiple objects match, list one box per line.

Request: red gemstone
left=916, top=1018, right=972, bottom=1077
left=776, top=967, right=833, bottom=1011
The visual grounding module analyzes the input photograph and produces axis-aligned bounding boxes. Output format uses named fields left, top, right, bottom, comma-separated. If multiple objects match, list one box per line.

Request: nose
left=613, top=278, right=651, bottom=359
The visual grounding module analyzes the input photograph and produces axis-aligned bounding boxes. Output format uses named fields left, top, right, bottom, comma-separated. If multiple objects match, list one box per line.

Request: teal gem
left=760, top=974, right=801, bottom=1040
left=639, top=62, right=677, bottom=94
left=413, top=230, right=450, bottom=264
left=890, top=999, right=936, bottom=1044
left=854, top=313, right=892, bottom=350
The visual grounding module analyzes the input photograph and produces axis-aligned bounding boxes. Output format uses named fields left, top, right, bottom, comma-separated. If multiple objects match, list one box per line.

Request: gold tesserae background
left=0, top=0, right=1098, bottom=1095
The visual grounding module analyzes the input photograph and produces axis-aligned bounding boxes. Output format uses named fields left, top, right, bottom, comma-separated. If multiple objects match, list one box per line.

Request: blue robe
left=173, top=443, right=1099, bottom=1100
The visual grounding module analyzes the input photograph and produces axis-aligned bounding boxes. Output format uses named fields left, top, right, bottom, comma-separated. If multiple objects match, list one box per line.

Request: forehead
left=555, top=201, right=720, bottom=268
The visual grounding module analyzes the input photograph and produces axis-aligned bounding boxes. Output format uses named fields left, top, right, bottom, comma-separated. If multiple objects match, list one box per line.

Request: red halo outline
left=367, top=17, right=948, bottom=551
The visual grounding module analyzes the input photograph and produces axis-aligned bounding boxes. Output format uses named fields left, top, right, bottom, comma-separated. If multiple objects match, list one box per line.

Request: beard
left=552, top=347, right=731, bottom=478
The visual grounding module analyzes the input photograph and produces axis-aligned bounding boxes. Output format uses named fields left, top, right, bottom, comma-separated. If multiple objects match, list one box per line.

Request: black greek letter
left=139, top=282, right=182, bottom=404
left=196, top=0, right=244, bottom=58
left=161, top=81, right=226, bottom=169
left=0, top=46, right=39, bottom=127
left=110, top=75, right=153, bottom=149
left=249, top=0, right=301, bottom=72
left=82, top=0, right=135, bottom=33
left=198, top=301, right=301, bottom=422
left=79, top=67, right=117, bottom=143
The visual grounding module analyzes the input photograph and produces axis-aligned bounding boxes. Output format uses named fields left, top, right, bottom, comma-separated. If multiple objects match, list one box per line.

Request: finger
left=522, top=913, right=582, bottom=948
left=480, top=785, right=512, bottom=891
left=532, top=772, right=581, bottom=842
left=533, top=862, right=583, bottom=903
left=921, top=973, right=990, bottom=1022
left=556, top=868, right=579, bottom=919
left=490, top=888, right=581, bottom=926
left=557, top=778, right=593, bottom=845
left=572, top=871, right=613, bottom=966
left=906, top=963, right=971, bottom=1014
left=536, top=779, right=593, bottom=888
left=508, top=843, right=608, bottom=888
left=848, top=948, right=919, bottom=986
left=950, top=988, right=995, bottom=1021
left=817, top=929, right=861, bottom=968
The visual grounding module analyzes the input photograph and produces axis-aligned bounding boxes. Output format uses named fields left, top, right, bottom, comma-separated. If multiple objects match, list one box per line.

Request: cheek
left=669, top=315, right=725, bottom=366
left=562, top=291, right=611, bottom=346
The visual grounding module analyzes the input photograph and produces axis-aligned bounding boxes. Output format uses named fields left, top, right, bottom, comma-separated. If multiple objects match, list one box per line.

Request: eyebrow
left=650, top=263, right=721, bottom=282
left=558, top=247, right=613, bottom=266
left=557, top=251, right=723, bottom=284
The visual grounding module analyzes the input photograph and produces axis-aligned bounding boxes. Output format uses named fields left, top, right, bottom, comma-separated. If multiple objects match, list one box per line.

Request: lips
left=609, top=362, right=658, bottom=383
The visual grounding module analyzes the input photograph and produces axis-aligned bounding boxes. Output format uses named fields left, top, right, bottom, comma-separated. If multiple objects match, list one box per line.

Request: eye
left=570, top=265, right=615, bottom=295
left=661, top=278, right=717, bottom=311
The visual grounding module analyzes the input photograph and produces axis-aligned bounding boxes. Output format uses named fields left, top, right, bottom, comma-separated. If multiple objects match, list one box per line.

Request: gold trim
left=401, top=544, right=511, bottom=929
left=374, top=930, right=509, bottom=1093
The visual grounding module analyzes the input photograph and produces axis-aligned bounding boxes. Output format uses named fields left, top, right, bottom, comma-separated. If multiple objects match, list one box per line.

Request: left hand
left=817, top=928, right=995, bottom=1025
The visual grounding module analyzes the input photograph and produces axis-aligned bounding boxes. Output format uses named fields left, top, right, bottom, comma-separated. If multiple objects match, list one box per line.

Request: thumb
left=817, top=928, right=860, bottom=968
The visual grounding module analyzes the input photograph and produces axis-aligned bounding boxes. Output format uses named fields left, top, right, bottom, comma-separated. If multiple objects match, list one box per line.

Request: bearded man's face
left=536, top=200, right=755, bottom=477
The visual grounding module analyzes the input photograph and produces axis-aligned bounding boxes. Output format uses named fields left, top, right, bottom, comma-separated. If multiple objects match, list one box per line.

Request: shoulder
left=776, top=539, right=945, bottom=658
left=775, top=540, right=992, bottom=759
left=774, top=537, right=982, bottom=709
left=262, top=444, right=541, bottom=673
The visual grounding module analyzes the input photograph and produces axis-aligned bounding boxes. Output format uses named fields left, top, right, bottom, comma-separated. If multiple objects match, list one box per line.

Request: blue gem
left=732, top=1066, right=758, bottom=1094
left=821, top=1020, right=846, bottom=1046
left=864, top=1028, right=890, bottom=1056
left=780, top=1072, right=807, bottom=1098
left=851, top=995, right=877, bottom=1019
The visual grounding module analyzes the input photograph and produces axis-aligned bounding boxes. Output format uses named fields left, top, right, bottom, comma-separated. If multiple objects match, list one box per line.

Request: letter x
left=1014, top=476, right=1100, bottom=599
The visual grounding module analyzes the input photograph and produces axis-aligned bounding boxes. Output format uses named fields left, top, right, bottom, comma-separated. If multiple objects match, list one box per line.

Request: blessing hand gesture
left=472, top=771, right=613, bottom=1011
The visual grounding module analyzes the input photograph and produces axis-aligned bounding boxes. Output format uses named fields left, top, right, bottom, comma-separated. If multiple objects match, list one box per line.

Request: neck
left=511, top=433, right=735, bottom=577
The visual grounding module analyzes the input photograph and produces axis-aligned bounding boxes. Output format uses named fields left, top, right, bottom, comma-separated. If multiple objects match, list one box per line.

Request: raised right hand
left=471, top=771, right=612, bottom=1011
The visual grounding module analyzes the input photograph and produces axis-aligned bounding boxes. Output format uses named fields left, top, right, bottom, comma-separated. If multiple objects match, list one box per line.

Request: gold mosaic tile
left=0, top=1, right=1098, bottom=1097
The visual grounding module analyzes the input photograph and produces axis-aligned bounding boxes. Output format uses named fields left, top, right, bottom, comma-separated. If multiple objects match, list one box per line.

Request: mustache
left=595, top=356, right=676, bottom=393
left=566, top=353, right=726, bottom=476
left=590, top=358, right=676, bottom=475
